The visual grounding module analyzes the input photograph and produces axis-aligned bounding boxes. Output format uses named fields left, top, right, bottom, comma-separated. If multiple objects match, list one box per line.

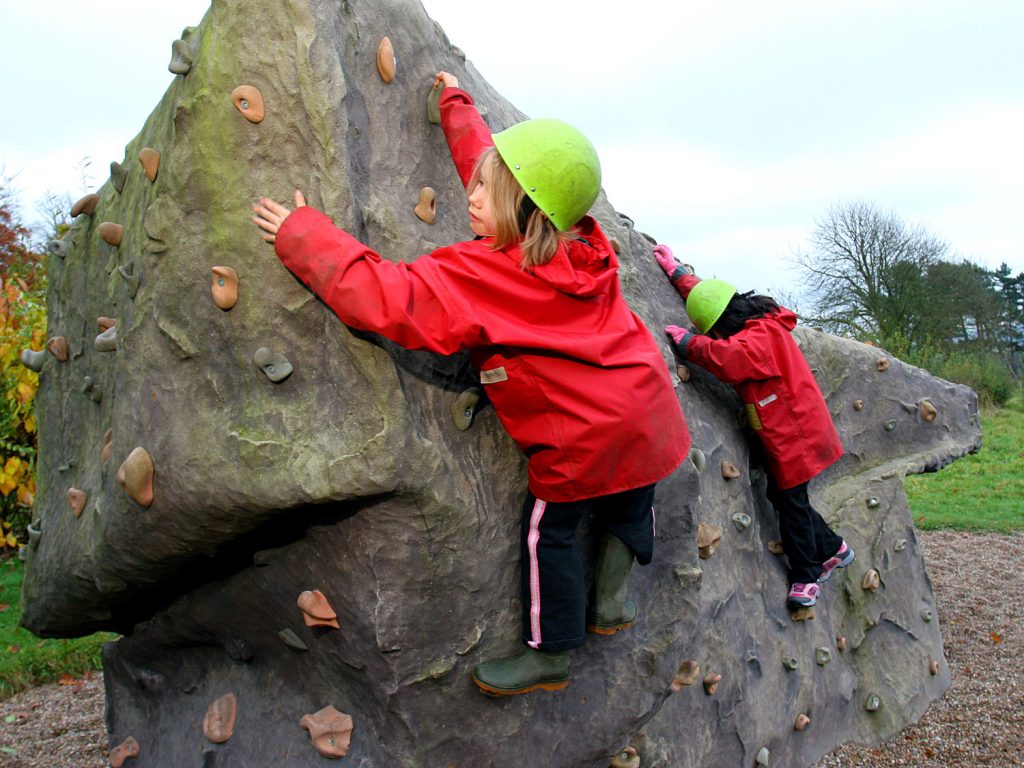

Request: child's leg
left=519, top=492, right=589, bottom=652
left=768, top=481, right=843, bottom=584
left=594, top=483, right=657, bottom=564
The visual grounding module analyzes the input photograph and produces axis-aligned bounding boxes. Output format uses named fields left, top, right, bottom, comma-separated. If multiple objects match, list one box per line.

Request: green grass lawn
left=906, top=399, right=1024, bottom=533
left=0, top=557, right=117, bottom=699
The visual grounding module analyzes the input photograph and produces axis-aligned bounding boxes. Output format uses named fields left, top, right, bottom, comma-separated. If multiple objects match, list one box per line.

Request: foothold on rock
left=47, top=239, right=69, bottom=258
left=676, top=365, right=691, bottom=382
left=109, top=736, right=140, bottom=768
left=231, top=85, right=265, bottom=123
left=67, top=488, right=88, bottom=518
left=110, top=161, right=128, bottom=193
left=862, top=569, right=881, bottom=592
left=46, top=336, right=68, bottom=361
left=815, top=647, right=832, bottom=666
left=297, top=590, right=340, bottom=629
left=20, top=348, right=46, bottom=372
left=696, top=523, right=722, bottom=559
left=689, top=448, right=705, bottom=472
left=253, top=347, right=293, bottom=383
left=853, top=399, right=864, bottom=411
left=81, top=376, right=102, bottom=403
left=376, top=36, right=396, bottom=83
left=721, top=461, right=741, bottom=479
left=138, top=148, right=160, bottom=182
left=755, top=746, right=770, bottom=766
left=98, top=222, right=124, bottom=247
left=168, top=38, right=194, bottom=75
left=864, top=693, right=881, bottom=712
left=610, top=746, right=640, bottom=768
left=95, top=326, right=118, bottom=352
left=102, top=428, right=113, bottom=463
left=836, top=636, right=848, bottom=652
left=300, top=705, right=354, bottom=759
left=119, top=262, right=140, bottom=298
left=278, top=628, right=309, bottom=651
left=451, top=387, right=482, bottom=431
left=203, top=692, right=238, bottom=744
left=211, top=266, right=239, bottom=310
left=117, top=447, right=155, bottom=508
left=414, top=186, right=436, bottom=224
left=767, top=540, right=785, bottom=555
left=884, top=419, right=897, bottom=431
left=877, top=357, right=890, bottom=372
left=794, top=713, right=811, bottom=731
left=865, top=497, right=880, bottom=508
left=929, top=659, right=940, bottom=675
left=782, top=656, right=798, bottom=671
left=702, top=672, right=721, bottom=695
left=921, top=608, right=933, bottom=623
left=426, top=82, right=443, bottom=124
left=894, top=538, right=908, bottom=552
left=920, top=400, right=938, bottom=422
left=790, top=606, right=815, bottom=622
left=70, top=193, right=100, bottom=217
left=670, top=659, right=700, bottom=691
left=731, top=512, right=751, bottom=531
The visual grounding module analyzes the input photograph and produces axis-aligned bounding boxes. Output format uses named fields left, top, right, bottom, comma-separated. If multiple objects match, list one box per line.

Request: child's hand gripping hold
left=665, top=325, right=694, bottom=358
left=252, top=189, right=307, bottom=243
left=653, top=244, right=694, bottom=282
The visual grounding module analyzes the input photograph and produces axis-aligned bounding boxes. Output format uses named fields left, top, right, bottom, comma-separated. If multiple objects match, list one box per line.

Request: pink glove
left=653, top=244, right=678, bottom=276
left=665, top=325, right=693, bottom=357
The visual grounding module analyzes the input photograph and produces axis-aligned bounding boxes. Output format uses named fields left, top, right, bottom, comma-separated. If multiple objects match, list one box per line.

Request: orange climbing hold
left=794, top=713, right=811, bottom=731
left=98, top=222, right=123, bottom=247
left=297, top=590, right=340, bottom=629
left=703, top=671, right=722, bottom=695
left=102, top=428, right=113, bottom=463
left=67, top=488, right=88, bottom=518
left=300, top=705, right=354, bottom=759
left=211, top=266, right=239, bottom=310
left=376, top=37, right=396, bottom=83
left=117, top=447, right=155, bottom=508
left=203, top=692, right=238, bottom=744
left=676, top=365, right=691, bottom=382
left=138, top=148, right=160, bottom=182
left=671, top=659, right=700, bottom=691
left=610, top=746, right=640, bottom=768
left=877, top=357, right=890, bottom=372
left=97, top=317, right=117, bottom=332
left=46, top=336, right=68, bottom=361
left=231, top=85, right=265, bottom=123
left=721, top=461, right=741, bottom=479
left=414, top=187, right=436, bottom=224
left=696, top=523, right=722, bottom=559
left=109, top=736, right=140, bottom=768
left=70, top=193, right=99, bottom=217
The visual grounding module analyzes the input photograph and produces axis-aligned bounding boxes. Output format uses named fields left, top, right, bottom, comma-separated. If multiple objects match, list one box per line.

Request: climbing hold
left=767, top=540, right=785, bottom=555
left=790, top=607, right=815, bottom=622
left=755, top=746, right=770, bottom=766
left=929, top=659, right=940, bottom=675
left=921, top=608, right=933, bottom=623
left=794, top=713, right=811, bottom=731
left=671, top=659, right=700, bottom=691
left=67, top=488, right=88, bottom=518
left=836, top=636, right=848, bottom=652
left=414, top=186, right=436, bottom=224
left=376, top=36, right=396, bottom=83
left=674, top=564, right=702, bottom=588
left=731, top=512, right=751, bottom=531
left=95, top=326, right=118, bottom=352
left=81, top=376, right=102, bottom=403
left=231, top=85, right=265, bottom=123
left=109, top=736, right=140, bottom=768
left=451, top=386, right=483, bottom=431
left=609, top=237, right=622, bottom=254
left=884, top=419, right=897, bottom=431
left=815, top=647, right=832, bottom=666
left=297, top=590, right=340, bottom=629
left=138, top=148, right=160, bottom=182
left=862, top=569, right=881, bottom=592
left=47, top=238, right=69, bottom=258
left=211, top=266, right=239, bottom=310
left=119, top=262, right=140, bottom=298
left=610, top=746, right=640, bottom=768
left=676, top=365, right=691, bottom=382
left=919, top=400, right=938, bottom=422
left=253, top=347, right=293, bottom=383
left=689, top=448, right=705, bottom=472
left=70, top=193, right=99, bottom=217
left=852, top=399, right=864, bottom=411
left=27, top=520, right=41, bottom=548
left=46, top=336, right=68, bottom=361
left=110, top=161, right=128, bottom=193
left=20, top=348, right=46, bottom=372
left=781, top=656, right=798, bottom=671
left=702, top=671, right=721, bottom=695
left=102, top=428, right=113, bottom=463
left=426, top=81, right=443, bottom=124
left=864, top=693, right=881, bottom=712
left=877, top=357, right=890, bottom=372
left=300, top=705, right=354, bottom=759
left=168, top=38, right=194, bottom=75
left=721, top=461, right=741, bottom=479
left=203, top=692, right=237, bottom=744
left=117, top=447, right=155, bottom=508
left=696, top=523, right=722, bottom=559
left=865, top=497, right=880, bottom=508
left=98, top=222, right=123, bottom=247
left=97, top=317, right=116, bottom=332
left=278, top=628, right=308, bottom=651
left=894, top=538, right=907, bottom=552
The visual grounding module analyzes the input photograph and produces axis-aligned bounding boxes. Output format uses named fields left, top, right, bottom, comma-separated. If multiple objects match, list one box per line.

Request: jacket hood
left=771, top=306, right=798, bottom=331
left=524, top=216, right=619, bottom=298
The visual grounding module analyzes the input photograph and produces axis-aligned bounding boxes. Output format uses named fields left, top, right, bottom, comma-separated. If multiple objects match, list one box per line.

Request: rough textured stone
left=22, top=1, right=981, bottom=767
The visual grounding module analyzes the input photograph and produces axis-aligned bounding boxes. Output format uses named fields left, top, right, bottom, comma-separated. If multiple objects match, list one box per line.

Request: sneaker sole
left=472, top=676, right=569, bottom=697
left=787, top=599, right=817, bottom=610
left=818, top=548, right=856, bottom=583
left=585, top=619, right=635, bottom=636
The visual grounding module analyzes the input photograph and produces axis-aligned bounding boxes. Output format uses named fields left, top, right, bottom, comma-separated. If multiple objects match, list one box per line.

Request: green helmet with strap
left=686, top=278, right=737, bottom=333
left=491, top=118, right=601, bottom=232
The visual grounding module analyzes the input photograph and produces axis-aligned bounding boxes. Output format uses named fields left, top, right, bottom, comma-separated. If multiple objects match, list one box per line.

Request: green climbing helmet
left=686, top=278, right=738, bottom=333
left=491, top=118, right=601, bottom=232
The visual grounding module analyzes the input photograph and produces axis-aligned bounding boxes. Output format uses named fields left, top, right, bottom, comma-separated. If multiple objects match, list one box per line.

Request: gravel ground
left=1, top=530, right=1021, bottom=767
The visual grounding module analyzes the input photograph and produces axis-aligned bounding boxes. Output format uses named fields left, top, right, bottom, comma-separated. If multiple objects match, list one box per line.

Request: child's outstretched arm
left=435, top=71, right=495, bottom=188
left=653, top=244, right=700, bottom=300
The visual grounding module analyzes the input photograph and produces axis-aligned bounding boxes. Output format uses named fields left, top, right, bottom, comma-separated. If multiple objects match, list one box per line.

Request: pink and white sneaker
left=787, top=582, right=820, bottom=609
left=818, top=541, right=856, bottom=583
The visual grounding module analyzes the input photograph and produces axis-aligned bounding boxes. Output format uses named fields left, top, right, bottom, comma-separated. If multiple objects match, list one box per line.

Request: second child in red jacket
left=253, top=73, right=690, bottom=696
left=654, top=245, right=854, bottom=611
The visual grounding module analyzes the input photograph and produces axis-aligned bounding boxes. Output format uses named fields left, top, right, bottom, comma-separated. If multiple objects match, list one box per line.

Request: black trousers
left=519, top=483, right=656, bottom=653
left=767, top=479, right=844, bottom=584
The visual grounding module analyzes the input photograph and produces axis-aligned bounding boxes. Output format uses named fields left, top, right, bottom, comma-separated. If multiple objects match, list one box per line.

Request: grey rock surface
left=22, top=1, right=981, bottom=766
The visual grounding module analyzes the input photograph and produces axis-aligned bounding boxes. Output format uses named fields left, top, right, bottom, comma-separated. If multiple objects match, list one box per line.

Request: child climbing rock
left=653, top=245, right=854, bottom=611
left=252, top=72, right=691, bottom=695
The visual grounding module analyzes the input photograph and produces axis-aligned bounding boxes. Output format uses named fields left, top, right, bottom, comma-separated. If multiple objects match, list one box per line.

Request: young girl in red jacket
left=252, top=72, right=690, bottom=695
left=653, top=245, right=854, bottom=611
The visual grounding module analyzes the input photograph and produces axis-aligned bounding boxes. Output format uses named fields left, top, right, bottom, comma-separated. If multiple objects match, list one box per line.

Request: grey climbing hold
left=278, top=628, right=308, bottom=651
left=20, top=348, right=46, bottom=372
left=782, top=656, right=798, bottom=671
left=689, top=448, right=706, bottom=472
left=81, top=376, right=103, bottom=403
left=815, top=647, right=832, bottom=666
left=110, top=161, right=128, bottom=194
left=426, top=83, right=443, bottom=124
left=864, top=693, right=881, bottom=712
left=866, top=497, right=880, bottom=508
left=884, top=419, right=897, bottom=431
left=756, top=746, right=770, bottom=766
left=673, top=564, right=703, bottom=588
left=894, top=538, right=907, bottom=552
left=27, top=520, right=41, bottom=548
left=95, top=326, right=118, bottom=352
left=169, top=38, right=194, bottom=74
left=47, top=239, right=69, bottom=258
left=451, top=387, right=482, bottom=431
left=253, top=347, right=293, bottom=383
left=731, top=512, right=751, bottom=531
left=119, top=262, right=140, bottom=298
left=921, top=608, right=933, bottom=623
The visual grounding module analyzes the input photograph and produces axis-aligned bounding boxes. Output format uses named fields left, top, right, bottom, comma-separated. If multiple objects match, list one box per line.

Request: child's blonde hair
left=469, top=147, right=572, bottom=269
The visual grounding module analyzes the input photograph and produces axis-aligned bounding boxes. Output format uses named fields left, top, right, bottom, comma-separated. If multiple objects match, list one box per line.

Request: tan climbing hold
left=67, top=488, right=88, bottom=518
left=702, top=671, right=721, bottom=695
left=297, top=590, right=340, bottom=629
left=696, top=523, right=722, bottom=559
left=203, top=692, right=238, bottom=744
left=231, top=85, right=265, bottom=123
left=920, top=400, right=938, bottom=422
left=300, top=705, right=354, bottom=759
left=138, top=148, right=160, bottom=182
left=862, top=568, right=881, bottom=592
left=110, top=736, right=140, bottom=768
left=676, top=365, right=691, bottom=382
left=211, top=266, right=239, bottom=310
left=376, top=37, right=396, bottom=83
left=414, top=186, right=436, bottom=224
left=721, top=460, right=741, bottom=479
left=97, top=317, right=117, bottom=332
left=790, top=606, right=815, bottom=622
left=610, top=746, right=640, bottom=768
left=767, top=540, right=785, bottom=555
left=836, top=635, right=847, bottom=652
left=117, top=447, right=155, bottom=508
left=46, top=336, right=68, bottom=361
left=451, top=387, right=482, bottom=431
left=70, top=193, right=99, bottom=217
left=929, top=659, right=940, bottom=675
left=98, top=222, right=123, bottom=247
left=794, top=713, right=811, bottom=731
left=877, top=357, right=890, bottom=371
left=670, top=659, right=700, bottom=691
left=852, top=399, right=864, bottom=411
left=102, top=428, right=113, bottom=463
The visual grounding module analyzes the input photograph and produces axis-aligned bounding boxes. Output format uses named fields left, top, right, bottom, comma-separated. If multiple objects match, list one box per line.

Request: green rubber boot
left=586, top=534, right=638, bottom=635
left=471, top=647, right=570, bottom=696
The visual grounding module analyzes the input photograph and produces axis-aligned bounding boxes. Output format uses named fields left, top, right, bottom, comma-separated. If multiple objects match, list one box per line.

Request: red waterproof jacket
left=272, top=88, right=690, bottom=502
left=671, top=276, right=842, bottom=489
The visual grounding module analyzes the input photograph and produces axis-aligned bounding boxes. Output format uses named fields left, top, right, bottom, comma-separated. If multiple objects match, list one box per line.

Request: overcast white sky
left=2, top=0, right=1021, bottom=298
